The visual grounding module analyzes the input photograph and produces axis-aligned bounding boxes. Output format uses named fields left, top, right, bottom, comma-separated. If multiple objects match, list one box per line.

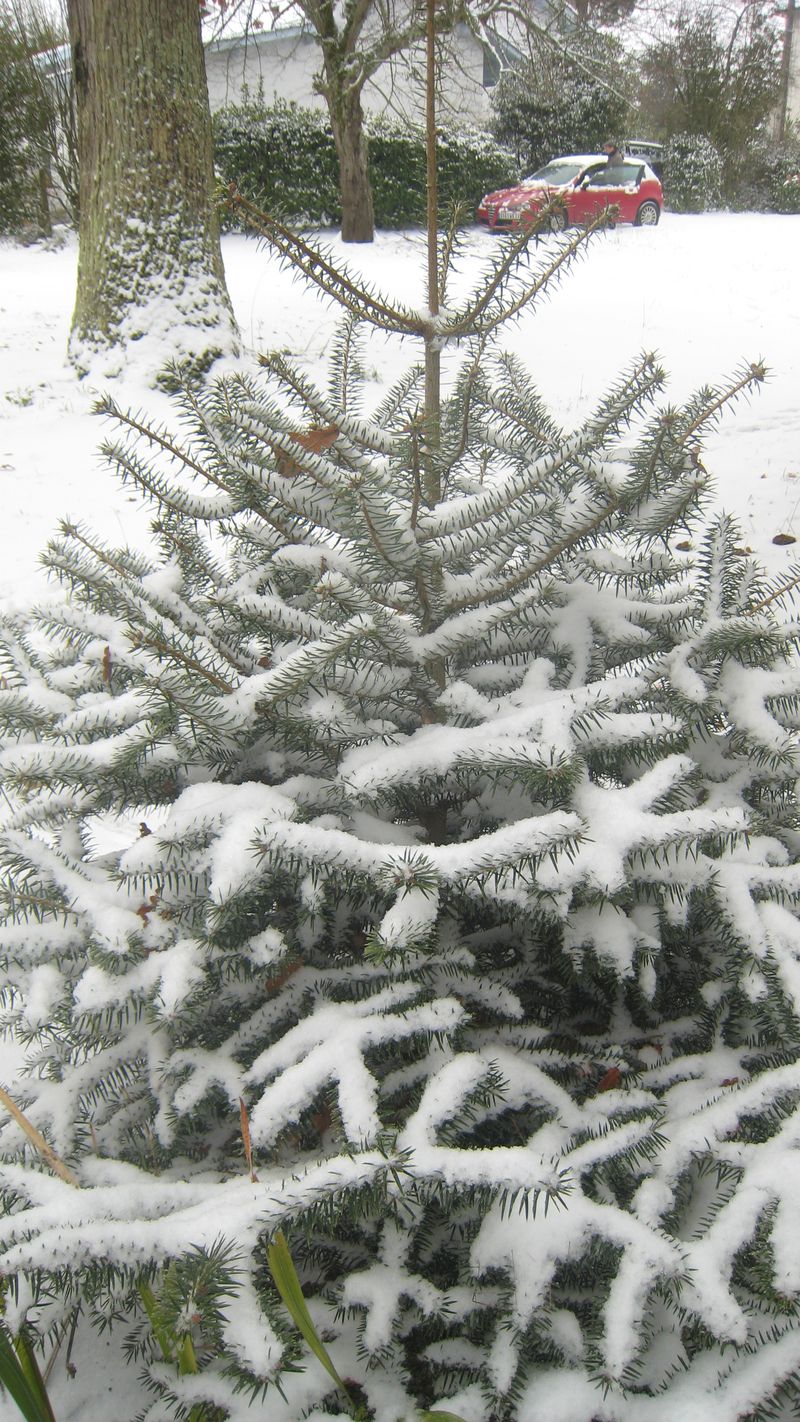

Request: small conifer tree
left=2, top=14, right=800, bottom=1422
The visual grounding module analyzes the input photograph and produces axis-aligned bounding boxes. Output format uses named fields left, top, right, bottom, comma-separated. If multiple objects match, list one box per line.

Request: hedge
left=213, top=99, right=519, bottom=229
left=661, top=133, right=723, bottom=213
left=727, top=139, right=800, bottom=214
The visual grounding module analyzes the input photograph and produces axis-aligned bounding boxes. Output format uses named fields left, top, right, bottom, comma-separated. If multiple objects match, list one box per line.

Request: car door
left=568, top=162, right=645, bottom=224
left=566, top=163, right=607, bottom=224
left=613, top=163, right=648, bottom=221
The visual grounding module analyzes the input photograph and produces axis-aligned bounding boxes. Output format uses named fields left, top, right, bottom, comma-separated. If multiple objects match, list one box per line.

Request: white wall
left=204, top=24, right=494, bottom=129
left=205, top=30, right=325, bottom=113
left=362, top=28, right=492, bottom=127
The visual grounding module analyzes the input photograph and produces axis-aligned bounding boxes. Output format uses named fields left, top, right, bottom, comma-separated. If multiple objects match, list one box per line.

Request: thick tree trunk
left=330, top=91, right=375, bottom=243
left=67, top=0, right=238, bottom=377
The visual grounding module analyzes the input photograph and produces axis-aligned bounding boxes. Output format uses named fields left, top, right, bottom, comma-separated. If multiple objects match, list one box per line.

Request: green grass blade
left=138, top=1281, right=176, bottom=1363
left=140, top=1280, right=199, bottom=1375
left=0, top=1325, right=56, bottom=1422
left=139, top=1282, right=208, bottom=1422
left=12, top=1333, right=57, bottom=1422
left=267, top=1231, right=350, bottom=1399
left=177, top=1332, right=199, bottom=1375
left=420, top=1411, right=471, bottom=1422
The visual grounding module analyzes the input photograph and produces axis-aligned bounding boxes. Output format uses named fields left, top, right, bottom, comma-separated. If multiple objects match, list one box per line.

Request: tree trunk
left=330, top=90, right=374, bottom=243
left=777, top=0, right=796, bottom=141
left=67, top=0, right=238, bottom=377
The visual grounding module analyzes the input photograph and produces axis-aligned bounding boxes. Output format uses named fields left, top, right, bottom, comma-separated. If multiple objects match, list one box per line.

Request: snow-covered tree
left=2, top=96, right=800, bottom=1422
left=67, top=0, right=239, bottom=378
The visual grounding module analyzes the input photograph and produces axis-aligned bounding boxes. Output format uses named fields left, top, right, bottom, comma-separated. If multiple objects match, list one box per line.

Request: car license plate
left=499, top=206, right=514, bottom=220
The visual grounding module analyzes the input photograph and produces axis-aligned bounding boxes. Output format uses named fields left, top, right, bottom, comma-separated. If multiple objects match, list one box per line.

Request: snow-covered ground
left=1, top=213, right=799, bottom=618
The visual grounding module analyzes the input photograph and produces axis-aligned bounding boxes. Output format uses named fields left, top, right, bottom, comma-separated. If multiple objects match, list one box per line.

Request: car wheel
left=635, top=200, right=660, bottom=227
left=549, top=206, right=568, bottom=232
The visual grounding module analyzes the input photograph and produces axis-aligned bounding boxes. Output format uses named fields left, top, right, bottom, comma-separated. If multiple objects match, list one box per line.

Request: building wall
left=205, top=30, right=323, bottom=113
left=204, top=25, right=493, bottom=128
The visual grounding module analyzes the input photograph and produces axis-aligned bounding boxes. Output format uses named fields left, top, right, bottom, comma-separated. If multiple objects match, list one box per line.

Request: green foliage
left=662, top=131, right=723, bottom=212
left=489, top=41, right=631, bottom=172
left=370, top=118, right=518, bottom=228
left=213, top=99, right=517, bottom=229
left=2, top=208, right=798, bottom=1418
left=132, top=1246, right=242, bottom=1421
left=268, top=1230, right=469, bottom=1422
left=214, top=100, right=341, bottom=227
left=267, top=1231, right=353, bottom=1401
left=727, top=136, right=800, bottom=213
left=0, top=1323, right=56, bottom=1422
left=0, top=4, right=51, bottom=233
left=0, top=0, right=75, bottom=235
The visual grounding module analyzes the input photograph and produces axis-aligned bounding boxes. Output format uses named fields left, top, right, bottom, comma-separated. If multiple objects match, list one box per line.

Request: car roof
left=541, top=155, right=604, bottom=165
left=542, top=153, right=655, bottom=167
left=522, top=154, right=660, bottom=184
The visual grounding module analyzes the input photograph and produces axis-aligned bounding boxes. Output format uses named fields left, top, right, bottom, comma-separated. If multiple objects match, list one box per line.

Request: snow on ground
left=1, top=213, right=799, bottom=618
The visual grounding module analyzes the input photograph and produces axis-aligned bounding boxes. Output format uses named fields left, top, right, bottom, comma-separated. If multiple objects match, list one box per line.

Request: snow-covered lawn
left=1, top=213, right=799, bottom=616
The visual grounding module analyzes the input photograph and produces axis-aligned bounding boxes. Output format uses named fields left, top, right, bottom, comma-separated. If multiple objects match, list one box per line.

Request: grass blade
left=267, top=1231, right=351, bottom=1400
left=0, top=1325, right=57, bottom=1422
left=138, top=1280, right=175, bottom=1363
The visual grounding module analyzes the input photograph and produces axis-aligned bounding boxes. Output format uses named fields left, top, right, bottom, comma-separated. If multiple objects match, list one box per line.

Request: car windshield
left=524, top=160, right=596, bottom=186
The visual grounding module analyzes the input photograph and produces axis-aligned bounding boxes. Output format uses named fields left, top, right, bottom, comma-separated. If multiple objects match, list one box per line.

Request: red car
left=477, top=154, right=663, bottom=231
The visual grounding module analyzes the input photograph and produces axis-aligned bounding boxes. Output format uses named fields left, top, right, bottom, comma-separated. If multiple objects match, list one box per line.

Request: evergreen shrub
left=213, top=100, right=518, bottom=227
left=2, top=168, right=800, bottom=1422
left=662, top=131, right=723, bottom=212
left=490, top=59, right=630, bottom=173
left=0, top=3, right=75, bottom=236
left=727, top=137, right=800, bottom=213
left=0, top=12, right=49, bottom=234
left=213, top=99, right=341, bottom=226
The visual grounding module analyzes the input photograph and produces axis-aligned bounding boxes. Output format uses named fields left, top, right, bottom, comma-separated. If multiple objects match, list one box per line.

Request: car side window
left=587, top=162, right=645, bottom=188
left=586, top=167, right=625, bottom=188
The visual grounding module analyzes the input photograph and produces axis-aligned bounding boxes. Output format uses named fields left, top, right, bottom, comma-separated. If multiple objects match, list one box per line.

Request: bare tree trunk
left=67, top=0, right=238, bottom=377
left=329, top=89, right=374, bottom=243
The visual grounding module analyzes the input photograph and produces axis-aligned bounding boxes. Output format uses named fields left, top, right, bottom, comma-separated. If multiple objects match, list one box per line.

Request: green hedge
left=213, top=99, right=518, bottom=229
left=727, top=139, right=800, bottom=214
left=662, top=133, right=723, bottom=213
